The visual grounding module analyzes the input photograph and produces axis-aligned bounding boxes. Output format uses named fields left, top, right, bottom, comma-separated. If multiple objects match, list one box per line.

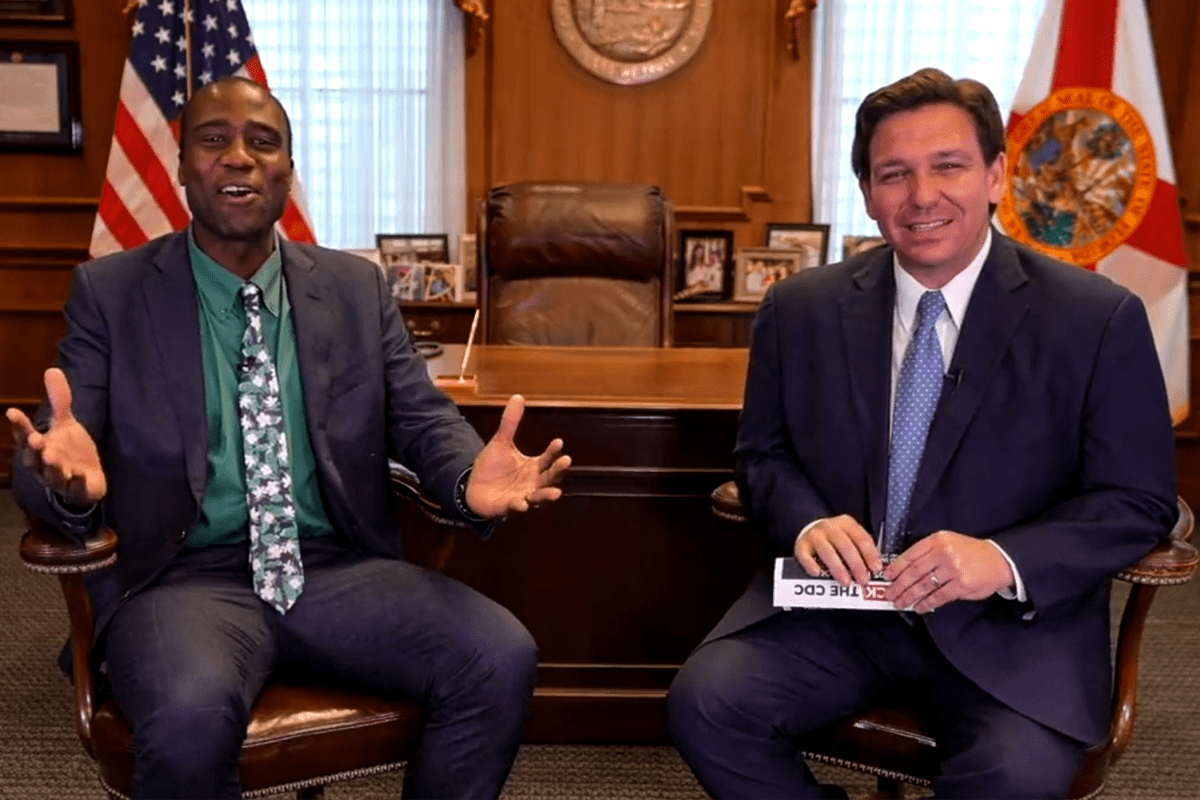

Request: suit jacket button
left=178, top=530, right=187, bottom=541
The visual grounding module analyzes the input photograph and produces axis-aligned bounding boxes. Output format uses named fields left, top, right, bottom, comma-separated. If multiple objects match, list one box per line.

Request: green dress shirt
left=186, top=229, right=334, bottom=547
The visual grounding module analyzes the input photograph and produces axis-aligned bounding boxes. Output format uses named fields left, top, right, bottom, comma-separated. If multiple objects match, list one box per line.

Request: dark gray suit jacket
left=11, top=232, right=485, bottom=644
left=714, top=232, right=1177, bottom=745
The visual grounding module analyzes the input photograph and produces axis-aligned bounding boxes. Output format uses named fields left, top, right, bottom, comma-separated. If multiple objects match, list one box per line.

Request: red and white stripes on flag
left=998, top=0, right=1189, bottom=422
left=90, top=0, right=316, bottom=259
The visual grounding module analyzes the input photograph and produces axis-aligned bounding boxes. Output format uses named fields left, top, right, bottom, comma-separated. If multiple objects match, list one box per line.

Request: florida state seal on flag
left=998, top=0, right=1189, bottom=422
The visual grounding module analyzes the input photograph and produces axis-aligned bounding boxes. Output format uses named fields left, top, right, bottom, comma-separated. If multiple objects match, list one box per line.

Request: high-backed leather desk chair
left=19, top=468, right=463, bottom=800
left=477, top=181, right=675, bottom=346
left=710, top=481, right=1199, bottom=799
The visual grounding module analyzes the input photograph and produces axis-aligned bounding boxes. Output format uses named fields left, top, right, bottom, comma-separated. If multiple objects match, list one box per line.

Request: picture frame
left=842, top=234, right=888, bottom=260
left=0, top=0, right=72, bottom=25
left=383, top=262, right=426, bottom=302
left=0, top=40, right=82, bottom=151
left=764, top=222, right=830, bottom=269
left=375, top=233, right=450, bottom=269
left=459, top=233, right=478, bottom=301
left=733, top=247, right=804, bottom=303
left=676, top=229, right=734, bottom=302
left=423, top=263, right=462, bottom=303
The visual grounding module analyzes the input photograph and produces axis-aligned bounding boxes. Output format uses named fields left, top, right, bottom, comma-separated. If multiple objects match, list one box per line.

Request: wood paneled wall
left=0, top=0, right=129, bottom=438
left=466, top=0, right=812, bottom=238
left=1147, top=0, right=1200, bottom=505
left=3, top=0, right=1200, bottom=503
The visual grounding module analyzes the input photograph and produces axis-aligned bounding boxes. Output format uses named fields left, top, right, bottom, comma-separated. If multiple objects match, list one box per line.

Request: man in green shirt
left=8, top=76, right=569, bottom=799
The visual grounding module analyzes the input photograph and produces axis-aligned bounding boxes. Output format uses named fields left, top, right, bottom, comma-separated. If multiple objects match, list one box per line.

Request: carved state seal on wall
left=551, top=0, right=713, bottom=86
left=998, top=87, right=1158, bottom=266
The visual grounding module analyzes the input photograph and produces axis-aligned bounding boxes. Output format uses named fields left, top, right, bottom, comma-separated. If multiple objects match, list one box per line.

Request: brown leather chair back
left=477, top=181, right=675, bottom=346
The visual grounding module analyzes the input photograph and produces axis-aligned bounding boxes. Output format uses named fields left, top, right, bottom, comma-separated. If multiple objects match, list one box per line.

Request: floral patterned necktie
left=239, top=283, right=304, bottom=613
left=881, top=290, right=946, bottom=555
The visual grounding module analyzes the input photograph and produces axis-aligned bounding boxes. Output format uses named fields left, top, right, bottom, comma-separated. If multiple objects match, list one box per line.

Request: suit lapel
left=144, top=233, right=208, bottom=501
left=839, top=250, right=895, bottom=535
left=281, top=240, right=336, bottom=430
left=907, top=235, right=1030, bottom=522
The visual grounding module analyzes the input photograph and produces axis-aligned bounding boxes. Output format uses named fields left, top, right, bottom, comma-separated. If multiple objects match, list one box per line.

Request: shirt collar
left=892, top=227, right=991, bottom=333
left=187, top=226, right=285, bottom=317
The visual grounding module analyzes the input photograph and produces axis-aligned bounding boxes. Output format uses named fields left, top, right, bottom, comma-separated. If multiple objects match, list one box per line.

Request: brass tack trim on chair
left=800, top=751, right=934, bottom=788
left=99, top=775, right=130, bottom=800
left=240, top=760, right=408, bottom=799
left=21, top=554, right=118, bottom=575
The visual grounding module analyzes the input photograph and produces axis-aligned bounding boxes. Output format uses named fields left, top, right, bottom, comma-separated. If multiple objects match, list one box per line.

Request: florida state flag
left=998, top=0, right=1189, bottom=422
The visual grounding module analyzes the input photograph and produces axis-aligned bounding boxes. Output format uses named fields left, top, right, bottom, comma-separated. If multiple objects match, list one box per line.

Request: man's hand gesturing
left=7, top=368, right=106, bottom=508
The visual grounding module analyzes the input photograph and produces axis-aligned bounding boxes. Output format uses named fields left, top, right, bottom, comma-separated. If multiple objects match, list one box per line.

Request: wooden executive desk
left=406, top=345, right=761, bottom=743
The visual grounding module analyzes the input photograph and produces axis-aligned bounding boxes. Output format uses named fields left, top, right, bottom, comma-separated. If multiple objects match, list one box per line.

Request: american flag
left=90, top=0, right=316, bottom=258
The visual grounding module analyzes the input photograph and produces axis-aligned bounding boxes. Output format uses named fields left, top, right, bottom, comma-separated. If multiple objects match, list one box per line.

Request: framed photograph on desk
left=423, top=263, right=462, bottom=303
left=842, top=234, right=887, bottom=260
left=0, top=40, right=82, bottom=151
left=764, top=222, right=829, bottom=269
left=676, top=229, right=733, bottom=302
left=733, top=248, right=804, bottom=303
left=376, top=233, right=450, bottom=268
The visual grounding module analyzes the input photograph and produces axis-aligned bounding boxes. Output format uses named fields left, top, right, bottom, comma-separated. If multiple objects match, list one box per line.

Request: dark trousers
left=667, top=609, right=1086, bottom=800
left=102, top=535, right=537, bottom=800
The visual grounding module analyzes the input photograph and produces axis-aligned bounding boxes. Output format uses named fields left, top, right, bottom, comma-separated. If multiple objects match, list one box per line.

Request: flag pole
left=184, top=0, right=193, bottom=98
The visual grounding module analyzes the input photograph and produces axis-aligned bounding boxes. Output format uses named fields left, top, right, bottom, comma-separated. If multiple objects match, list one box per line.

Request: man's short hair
left=177, top=75, right=293, bottom=157
left=850, top=67, right=1005, bottom=182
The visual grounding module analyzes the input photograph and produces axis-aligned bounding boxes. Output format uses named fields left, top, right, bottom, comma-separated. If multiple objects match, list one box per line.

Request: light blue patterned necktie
left=239, top=283, right=304, bottom=613
left=881, top=290, right=946, bottom=555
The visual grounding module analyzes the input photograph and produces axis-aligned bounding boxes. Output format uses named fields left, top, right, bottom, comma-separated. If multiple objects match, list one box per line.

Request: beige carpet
left=3, top=489, right=1197, bottom=800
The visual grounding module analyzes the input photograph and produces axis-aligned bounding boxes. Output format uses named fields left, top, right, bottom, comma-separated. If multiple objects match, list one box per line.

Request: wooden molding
left=0, top=196, right=98, bottom=212
left=677, top=186, right=773, bottom=223
left=0, top=243, right=90, bottom=261
left=1184, top=211, right=1200, bottom=229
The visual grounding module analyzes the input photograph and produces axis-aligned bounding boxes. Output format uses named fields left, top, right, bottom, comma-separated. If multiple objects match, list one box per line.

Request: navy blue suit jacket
left=12, top=232, right=485, bottom=644
left=712, top=232, right=1177, bottom=745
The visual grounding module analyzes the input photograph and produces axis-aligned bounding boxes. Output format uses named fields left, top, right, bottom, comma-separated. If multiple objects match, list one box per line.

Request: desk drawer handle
left=407, top=319, right=441, bottom=338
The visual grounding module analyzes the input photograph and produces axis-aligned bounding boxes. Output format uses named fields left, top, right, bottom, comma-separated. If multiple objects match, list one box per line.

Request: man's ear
left=986, top=152, right=1008, bottom=206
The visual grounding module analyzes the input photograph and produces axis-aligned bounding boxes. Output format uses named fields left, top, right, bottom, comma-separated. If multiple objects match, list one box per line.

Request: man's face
left=860, top=102, right=1006, bottom=288
left=177, top=81, right=293, bottom=245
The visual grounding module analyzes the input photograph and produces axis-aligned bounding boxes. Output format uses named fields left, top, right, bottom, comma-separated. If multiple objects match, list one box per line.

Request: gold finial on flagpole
left=784, top=0, right=817, bottom=61
left=453, top=0, right=489, bottom=58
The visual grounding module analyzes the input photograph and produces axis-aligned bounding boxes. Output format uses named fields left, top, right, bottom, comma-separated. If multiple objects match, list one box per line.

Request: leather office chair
left=477, top=181, right=675, bottom=346
left=18, top=466, right=464, bottom=800
left=709, top=481, right=1199, bottom=800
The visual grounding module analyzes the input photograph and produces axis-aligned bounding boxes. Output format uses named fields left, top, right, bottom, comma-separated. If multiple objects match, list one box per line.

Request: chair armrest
left=711, top=480, right=747, bottom=525
left=17, top=514, right=115, bottom=760
left=389, top=464, right=471, bottom=530
left=389, top=464, right=468, bottom=573
left=1116, top=497, right=1198, bottom=586
left=19, top=515, right=118, bottom=575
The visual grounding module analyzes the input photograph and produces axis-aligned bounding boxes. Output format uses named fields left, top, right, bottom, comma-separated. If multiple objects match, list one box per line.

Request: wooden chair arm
left=1108, top=498, right=1197, bottom=763
left=389, top=463, right=469, bottom=573
left=1116, top=497, right=1197, bottom=586
left=19, top=516, right=118, bottom=575
left=711, top=480, right=748, bottom=525
left=17, top=515, right=113, bottom=761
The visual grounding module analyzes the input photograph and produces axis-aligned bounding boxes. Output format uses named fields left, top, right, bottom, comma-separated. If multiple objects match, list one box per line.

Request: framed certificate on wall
left=0, top=0, right=72, bottom=25
left=0, top=41, right=82, bottom=151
